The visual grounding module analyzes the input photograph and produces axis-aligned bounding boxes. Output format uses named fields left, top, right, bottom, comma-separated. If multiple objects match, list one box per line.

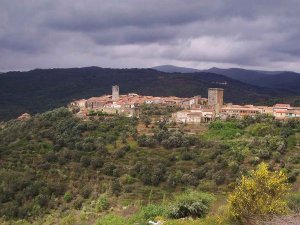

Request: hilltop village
left=70, top=85, right=300, bottom=122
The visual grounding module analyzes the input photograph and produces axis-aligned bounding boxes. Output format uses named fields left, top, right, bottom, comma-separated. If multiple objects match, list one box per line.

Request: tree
left=168, top=191, right=215, bottom=219
left=228, top=162, right=290, bottom=220
left=137, top=135, right=156, bottom=147
left=111, top=179, right=122, bottom=196
left=141, top=116, right=151, bottom=128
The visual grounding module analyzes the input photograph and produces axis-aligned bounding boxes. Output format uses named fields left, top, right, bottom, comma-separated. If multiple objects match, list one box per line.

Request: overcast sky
left=1, top=0, right=300, bottom=72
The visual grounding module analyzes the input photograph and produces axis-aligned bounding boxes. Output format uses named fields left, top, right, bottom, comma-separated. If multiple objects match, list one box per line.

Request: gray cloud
left=0, top=0, right=300, bottom=71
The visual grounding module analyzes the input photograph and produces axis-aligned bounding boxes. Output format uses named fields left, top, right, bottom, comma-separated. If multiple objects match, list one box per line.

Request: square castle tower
left=208, top=88, right=224, bottom=115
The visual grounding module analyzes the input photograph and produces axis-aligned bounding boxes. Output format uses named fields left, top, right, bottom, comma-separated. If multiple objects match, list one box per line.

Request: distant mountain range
left=153, top=65, right=300, bottom=94
left=152, top=65, right=201, bottom=73
left=0, top=66, right=299, bottom=121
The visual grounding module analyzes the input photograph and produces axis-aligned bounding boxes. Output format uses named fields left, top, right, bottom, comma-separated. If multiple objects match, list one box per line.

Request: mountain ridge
left=153, top=65, right=300, bottom=94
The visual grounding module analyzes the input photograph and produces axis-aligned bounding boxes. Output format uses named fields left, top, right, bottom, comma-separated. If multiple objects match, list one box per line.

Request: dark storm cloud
left=0, top=0, right=300, bottom=71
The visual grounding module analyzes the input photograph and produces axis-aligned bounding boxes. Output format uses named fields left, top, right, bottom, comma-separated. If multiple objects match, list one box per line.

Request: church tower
left=112, top=85, right=120, bottom=101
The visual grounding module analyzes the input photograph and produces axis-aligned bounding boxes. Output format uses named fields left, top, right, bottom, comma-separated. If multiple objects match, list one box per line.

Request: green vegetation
left=87, top=110, right=115, bottom=117
left=140, top=104, right=182, bottom=116
left=0, top=108, right=299, bottom=224
left=204, top=120, right=242, bottom=139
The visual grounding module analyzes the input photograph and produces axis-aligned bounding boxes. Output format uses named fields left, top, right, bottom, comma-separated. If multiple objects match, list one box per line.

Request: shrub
left=63, top=191, right=73, bottom=203
left=96, top=195, right=110, bottom=212
left=249, top=123, right=277, bottom=137
left=257, top=149, right=270, bottom=160
left=228, top=161, right=239, bottom=174
left=111, top=179, right=122, bottom=196
left=81, top=186, right=92, bottom=199
left=287, top=135, right=297, bottom=148
left=181, top=174, right=199, bottom=186
left=121, top=174, right=135, bottom=185
left=166, top=173, right=182, bottom=187
left=36, top=194, right=48, bottom=207
left=168, top=191, right=215, bottom=219
left=137, top=135, right=156, bottom=148
left=91, top=158, right=104, bottom=169
left=288, top=153, right=300, bottom=164
left=212, top=171, right=226, bottom=185
left=80, top=156, right=91, bottom=167
left=181, top=152, right=194, bottom=161
left=114, top=148, right=126, bottom=158
left=195, top=158, right=205, bottom=166
left=249, top=156, right=260, bottom=165
left=273, top=151, right=281, bottom=163
left=287, top=169, right=299, bottom=183
left=228, top=162, right=290, bottom=220
left=191, top=168, right=206, bottom=180
left=73, top=198, right=83, bottom=209
left=58, top=156, right=67, bottom=165
left=1, top=201, right=19, bottom=218
left=45, top=152, right=58, bottom=163
left=123, top=185, right=133, bottom=193
left=103, top=163, right=117, bottom=176
left=288, top=190, right=300, bottom=211
left=141, top=116, right=151, bottom=127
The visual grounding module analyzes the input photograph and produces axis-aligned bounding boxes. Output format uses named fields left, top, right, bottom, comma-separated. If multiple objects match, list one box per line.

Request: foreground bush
left=168, top=191, right=215, bottom=219
left=228, top=162, right=290, bottom=220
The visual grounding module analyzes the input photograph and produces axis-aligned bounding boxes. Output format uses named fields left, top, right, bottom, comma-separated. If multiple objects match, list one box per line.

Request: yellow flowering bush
left=228, top=162, right=290, bottom=219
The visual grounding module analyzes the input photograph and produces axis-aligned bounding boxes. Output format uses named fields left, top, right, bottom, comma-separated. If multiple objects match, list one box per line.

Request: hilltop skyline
left=1, top=0, right=300, bottom=72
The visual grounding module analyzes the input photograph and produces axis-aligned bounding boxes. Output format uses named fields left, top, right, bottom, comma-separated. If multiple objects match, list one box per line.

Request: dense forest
left=0, top=67, right=296, bottom=121
left=0, top=107, right=299, bottom=224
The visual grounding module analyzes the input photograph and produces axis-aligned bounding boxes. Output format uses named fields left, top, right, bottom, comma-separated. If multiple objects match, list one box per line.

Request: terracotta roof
left=274, top=104, right=291, bottom=108
left=187, top=113, right=202, bottom=116
left=288, top=110, right=300, bottom=114
left=202, top=109, right=214, bottom=112
left=274, top=109, right=288, bottom=113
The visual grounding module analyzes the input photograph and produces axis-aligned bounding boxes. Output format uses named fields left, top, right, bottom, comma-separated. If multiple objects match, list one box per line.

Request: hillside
left=0, top=67, right=291, bottom=121
left=0, top=107, right=299, bottom=224
left=205, top=67, right=278, bottom=84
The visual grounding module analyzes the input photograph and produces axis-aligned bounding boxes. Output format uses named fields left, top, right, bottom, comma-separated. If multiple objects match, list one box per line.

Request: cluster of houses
left=70, top=85, right=208, bottom=118
left=69, top=85, right=300, bottom=123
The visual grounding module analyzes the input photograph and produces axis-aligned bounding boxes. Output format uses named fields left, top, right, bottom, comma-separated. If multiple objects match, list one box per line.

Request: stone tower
left=208, top=88, right=224, bottom=115
left=112, top=85, right=119, bottom=101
